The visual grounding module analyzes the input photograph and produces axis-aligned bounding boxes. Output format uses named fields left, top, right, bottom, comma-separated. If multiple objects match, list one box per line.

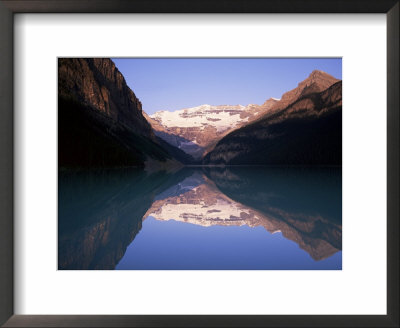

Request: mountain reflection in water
left=58, top=167, right=342, bottom=270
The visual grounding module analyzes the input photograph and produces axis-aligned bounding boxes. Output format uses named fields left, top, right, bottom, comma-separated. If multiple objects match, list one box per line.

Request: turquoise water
left=58, top=167, right=342, bottom=270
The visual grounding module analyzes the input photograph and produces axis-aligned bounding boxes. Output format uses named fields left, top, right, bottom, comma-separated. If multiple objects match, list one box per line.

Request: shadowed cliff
left=58, top=58, right=193, bottom=168
left=203, top=74, right=342, bottom=165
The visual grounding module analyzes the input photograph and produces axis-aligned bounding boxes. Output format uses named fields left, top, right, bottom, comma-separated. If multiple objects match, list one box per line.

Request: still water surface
left=58, top=167, right=342, bottom=270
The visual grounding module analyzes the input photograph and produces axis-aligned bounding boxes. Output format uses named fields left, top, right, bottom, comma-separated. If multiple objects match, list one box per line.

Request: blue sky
left=112, top=58, right=342, bottom=115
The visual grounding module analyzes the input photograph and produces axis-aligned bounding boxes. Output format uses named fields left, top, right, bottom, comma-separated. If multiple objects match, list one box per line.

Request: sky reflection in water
left=58, top=167, right=342, bottom=270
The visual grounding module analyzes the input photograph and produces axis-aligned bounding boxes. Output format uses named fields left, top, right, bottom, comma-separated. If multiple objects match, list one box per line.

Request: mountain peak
left=310, top=69, right=328, bottom=76
left=305, top=70, right=338, bottom=84
left=261, top=97, right=280, bottom=108
left=299, top=70, right=339, bottom=95
left=259, top=69, right=340, bottom=116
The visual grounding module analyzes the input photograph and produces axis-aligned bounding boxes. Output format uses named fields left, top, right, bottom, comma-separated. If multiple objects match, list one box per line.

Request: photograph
left=1, top=0, right=397, bottom=325
left=58, top=58, right=342, bottom=270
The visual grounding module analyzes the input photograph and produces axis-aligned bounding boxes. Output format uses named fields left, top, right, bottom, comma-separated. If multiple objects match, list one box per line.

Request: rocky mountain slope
left=59, top=58, right=152, bottom=136
left=268, top=69, right=339, bottom=113
left=58, top=58, right=191, bottom=168
left=145, top=70, right=340, bottom=163
left=203, top=71, right=342, bottom=165
left=146, top=101, right=279, bottom=159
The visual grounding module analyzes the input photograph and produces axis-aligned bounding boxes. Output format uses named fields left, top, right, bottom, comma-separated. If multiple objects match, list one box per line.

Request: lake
left=58, top=166, right=342, bottom=270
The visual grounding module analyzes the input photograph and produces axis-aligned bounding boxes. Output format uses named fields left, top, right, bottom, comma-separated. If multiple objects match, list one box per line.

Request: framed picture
left=0, top=0, right=398, bottom=327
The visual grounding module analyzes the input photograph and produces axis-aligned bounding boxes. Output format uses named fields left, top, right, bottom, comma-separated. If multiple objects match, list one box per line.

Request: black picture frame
left=0, top=0, right=398, bottom=327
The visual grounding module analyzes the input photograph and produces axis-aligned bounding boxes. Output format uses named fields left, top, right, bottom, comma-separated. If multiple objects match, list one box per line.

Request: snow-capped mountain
left=145, top=100, right=279, bottom=159
left=144, top=70, right=340, bottom=161
left=152, top=104, right=256, bottom=132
